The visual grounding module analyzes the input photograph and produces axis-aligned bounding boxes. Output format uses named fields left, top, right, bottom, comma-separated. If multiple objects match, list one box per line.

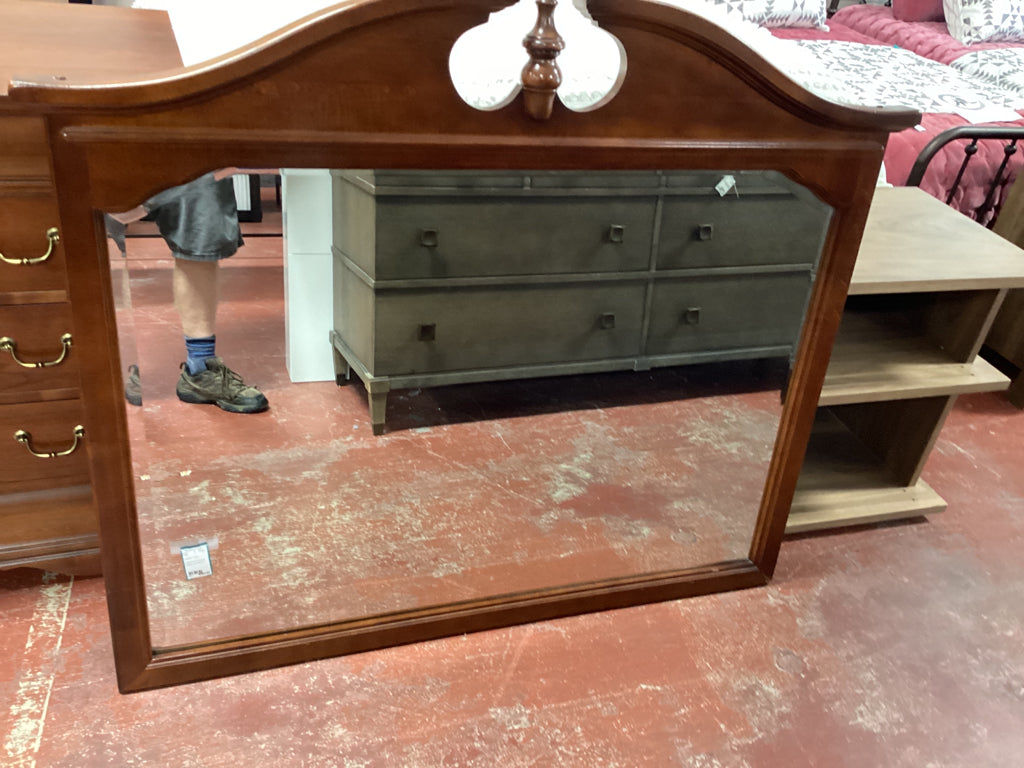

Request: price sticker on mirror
left=180, top=541, right=214, bottom=580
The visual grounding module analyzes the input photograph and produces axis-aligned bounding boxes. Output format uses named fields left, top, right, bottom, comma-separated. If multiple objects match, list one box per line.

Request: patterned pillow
left=944, top=0, right=1024, bottom=43
left=705, top=0, right=828, bottom=29
left=952, top=49, right=1024, bottom=100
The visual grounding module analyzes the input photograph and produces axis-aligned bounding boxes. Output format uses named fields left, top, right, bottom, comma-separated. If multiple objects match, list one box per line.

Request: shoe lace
left=215, top=364, right=249, bottom=395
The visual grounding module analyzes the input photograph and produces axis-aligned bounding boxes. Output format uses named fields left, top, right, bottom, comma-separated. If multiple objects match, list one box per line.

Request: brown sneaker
left=175, top=356, right=268, bottom=413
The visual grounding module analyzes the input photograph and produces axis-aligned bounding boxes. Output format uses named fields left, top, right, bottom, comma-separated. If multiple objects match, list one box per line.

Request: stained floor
left=2, top=199, right=1023, bottom=766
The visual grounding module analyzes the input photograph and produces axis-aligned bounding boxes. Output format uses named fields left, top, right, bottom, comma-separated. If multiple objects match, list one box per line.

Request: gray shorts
left=144, top=172, right=244, bottom=262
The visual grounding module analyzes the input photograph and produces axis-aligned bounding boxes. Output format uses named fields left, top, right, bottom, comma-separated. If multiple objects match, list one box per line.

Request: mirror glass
left=107, top=167, right=831, bottom=650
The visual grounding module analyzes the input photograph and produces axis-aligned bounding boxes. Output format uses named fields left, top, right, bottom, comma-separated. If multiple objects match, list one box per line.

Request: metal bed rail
left=906, top=126, right=1023, bottom=226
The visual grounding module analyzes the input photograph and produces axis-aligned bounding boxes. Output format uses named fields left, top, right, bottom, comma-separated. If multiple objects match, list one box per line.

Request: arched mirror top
left=9, top=0, right=917, bottom=124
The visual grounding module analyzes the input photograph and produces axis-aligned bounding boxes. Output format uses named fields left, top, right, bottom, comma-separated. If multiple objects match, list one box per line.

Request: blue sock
left=184, top=335, right=216, bottom=375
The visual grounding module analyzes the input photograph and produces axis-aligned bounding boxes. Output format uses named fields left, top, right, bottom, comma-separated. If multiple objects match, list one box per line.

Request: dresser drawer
left=646, top=272, right=812, bottom=357
left=0, top=303, right=79, bottom=400
left=334, top=171, right=657, bottom=280
left=0, top=192, right=66, bottom=296
left=657, top=194, right=830, bottom=270
left=342, top=197, right=655, bottom=280
left=0, top=485, right=97, bottom=554
left=0, top=400, right=90, bottom=494
left=0, top=117, right=52, bottom=181
left=344, top=279, right=647, bottom=376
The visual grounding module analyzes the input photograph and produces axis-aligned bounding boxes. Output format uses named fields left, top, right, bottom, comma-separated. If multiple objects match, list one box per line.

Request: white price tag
left=715, top=174, right=736, bottom=197
left=181, top=542, right=214, bottom=580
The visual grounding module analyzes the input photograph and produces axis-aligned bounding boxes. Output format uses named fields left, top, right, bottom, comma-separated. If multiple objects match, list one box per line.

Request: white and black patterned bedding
left=783, top=40, right=1024, bottom=113
left=776, top=40, right=1023, bottom=222
left=951, top=48, right=1024, bottom=100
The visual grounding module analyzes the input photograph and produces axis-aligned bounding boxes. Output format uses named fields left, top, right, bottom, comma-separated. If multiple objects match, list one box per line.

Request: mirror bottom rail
left=129, top=558, right=766, bottom=692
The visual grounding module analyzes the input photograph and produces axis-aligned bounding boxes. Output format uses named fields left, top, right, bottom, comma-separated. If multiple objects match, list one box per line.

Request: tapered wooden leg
left=331, top=343, right=351, bottom=386
left=367, top=384, right=390, bottom=435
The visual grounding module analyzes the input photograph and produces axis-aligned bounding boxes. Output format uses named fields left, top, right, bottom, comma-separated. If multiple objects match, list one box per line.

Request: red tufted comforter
left=831, top=4, right=1024, bottom=65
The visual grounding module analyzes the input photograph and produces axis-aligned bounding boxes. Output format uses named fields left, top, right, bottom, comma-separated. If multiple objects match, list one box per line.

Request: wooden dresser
left=331, top=169, right=833, bottom=433
left=0, top=2, right=181, bottom=576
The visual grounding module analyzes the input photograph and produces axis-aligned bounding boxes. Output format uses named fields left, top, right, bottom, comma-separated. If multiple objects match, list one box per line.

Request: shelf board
left=789, top=410, right=946, bottom=533
left=821, top=311, right=1009, bottom=405
left=851, top=187, right=1024, bottom=294
left=788, top=479, right=945, bottom=533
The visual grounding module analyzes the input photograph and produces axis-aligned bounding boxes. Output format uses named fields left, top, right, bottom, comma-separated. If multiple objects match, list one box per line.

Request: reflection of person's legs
left=172, top=264, right=267, bottom=415
left=171, top=253, right=268, bottom=413
left=125, top=172, right=268, bottom=413
left=174, top=258, right=218, bottom=339
left=174, top=257, right=218, bottom=371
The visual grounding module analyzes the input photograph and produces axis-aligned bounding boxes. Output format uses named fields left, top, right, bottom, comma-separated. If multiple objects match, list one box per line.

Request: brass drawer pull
left=14, top=424, right=85, bottom=459
left=1, top=333, right=73, bottom=368
left=0, top=227, right=60, bottom=265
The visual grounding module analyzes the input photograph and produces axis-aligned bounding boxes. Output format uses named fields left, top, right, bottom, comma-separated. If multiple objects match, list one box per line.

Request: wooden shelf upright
left=789, top=186, right=1024, bottom=533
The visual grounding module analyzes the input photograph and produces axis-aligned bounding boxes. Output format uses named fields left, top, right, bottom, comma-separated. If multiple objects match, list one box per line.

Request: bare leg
left=171, top=256, right=267, bottom=412
left=173, top=258, right=219, bottom=338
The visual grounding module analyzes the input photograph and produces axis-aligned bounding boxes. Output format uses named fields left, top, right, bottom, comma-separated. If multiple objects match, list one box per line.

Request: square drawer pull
left=697, top=224, right=714, bottom=241
left=418, top=324, right=436, bottom=341
left=419, top=228, right=439, bottom=248
left=599, top=313, right=616, bottom=330
left=682, top=307, right=701, bottom=325
left=607, top=224, right=625, bottom=243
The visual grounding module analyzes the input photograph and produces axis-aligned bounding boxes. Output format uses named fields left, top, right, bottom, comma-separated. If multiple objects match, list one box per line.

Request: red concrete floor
left=3, top=203, right=1024, bottom=765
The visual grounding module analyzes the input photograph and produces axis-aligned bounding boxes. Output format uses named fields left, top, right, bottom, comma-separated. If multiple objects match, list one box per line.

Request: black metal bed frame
left=906, top=126, right=1024, bottom=226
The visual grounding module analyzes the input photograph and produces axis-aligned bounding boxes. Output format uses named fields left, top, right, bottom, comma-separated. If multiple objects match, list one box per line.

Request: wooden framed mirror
left=8, top=0, right=917, bottom=692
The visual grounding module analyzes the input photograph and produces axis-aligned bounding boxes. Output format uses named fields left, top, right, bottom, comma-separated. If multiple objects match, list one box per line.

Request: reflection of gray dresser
left=330, top=170, right=832, bottom=433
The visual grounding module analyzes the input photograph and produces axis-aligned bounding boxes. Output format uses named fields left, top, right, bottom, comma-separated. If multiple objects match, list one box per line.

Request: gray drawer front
left=657, top=196, right=828, bottom=270
left=646, top=272, right=812, bottom=356
left=334, top=260, right=377, bottom=371
left=350, top=197, right=656, bottom=279
left=368, top=283, right=646, bottom=376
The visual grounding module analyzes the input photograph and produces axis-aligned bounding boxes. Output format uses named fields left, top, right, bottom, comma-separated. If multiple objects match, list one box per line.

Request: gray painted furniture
left=330, top=169, right=833, bottom=433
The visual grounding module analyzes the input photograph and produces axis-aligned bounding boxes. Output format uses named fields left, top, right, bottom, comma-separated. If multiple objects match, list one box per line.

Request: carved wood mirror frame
left=10, top=0, right=917, bottom=692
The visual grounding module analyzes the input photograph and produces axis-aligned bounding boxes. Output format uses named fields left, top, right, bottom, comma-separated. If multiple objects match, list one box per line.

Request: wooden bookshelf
left=790, top=187, right=1024, bottom=533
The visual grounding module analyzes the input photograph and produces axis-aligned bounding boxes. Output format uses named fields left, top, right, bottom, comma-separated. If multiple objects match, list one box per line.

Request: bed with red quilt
left=751, top=0, right=1024, bottom=222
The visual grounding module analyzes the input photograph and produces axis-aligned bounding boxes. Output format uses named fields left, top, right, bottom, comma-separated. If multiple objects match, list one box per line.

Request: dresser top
left=0, top=2, right=180, bottom=102
left=851, top=186, right=1024, bottom=294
